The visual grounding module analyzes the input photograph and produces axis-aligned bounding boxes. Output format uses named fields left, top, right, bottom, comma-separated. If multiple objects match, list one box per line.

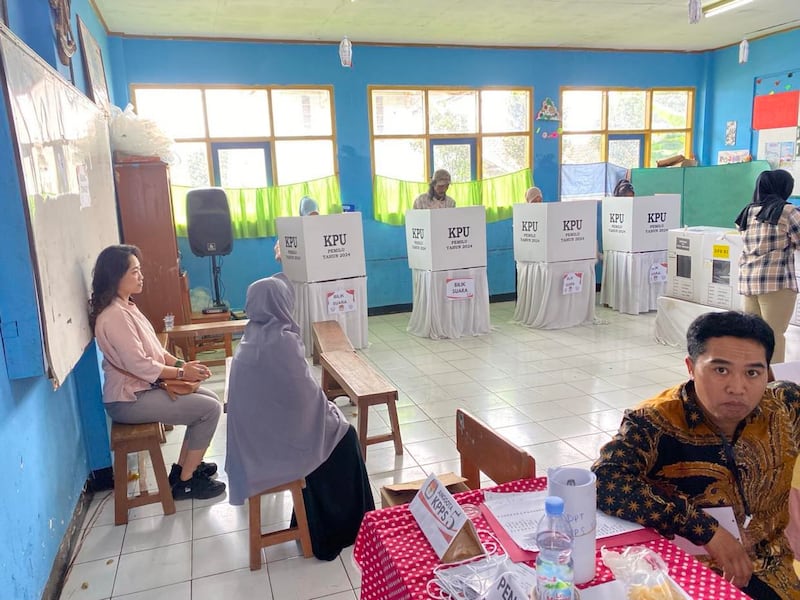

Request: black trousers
left=291, top=425, right=375, bottom=560
left=741, top=575, right=782, bottom=600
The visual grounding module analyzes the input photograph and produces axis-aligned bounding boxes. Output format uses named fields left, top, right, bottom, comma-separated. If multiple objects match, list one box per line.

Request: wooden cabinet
left=114, top=159, right=186, bottom=331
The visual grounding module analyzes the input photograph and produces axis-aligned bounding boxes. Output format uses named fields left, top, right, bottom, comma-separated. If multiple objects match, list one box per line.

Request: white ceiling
left=92, top=0, right=799, bottom=52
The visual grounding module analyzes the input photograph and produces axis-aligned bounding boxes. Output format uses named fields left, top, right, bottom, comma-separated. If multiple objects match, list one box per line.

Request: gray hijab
left=225, top=273, right=349, bottom=505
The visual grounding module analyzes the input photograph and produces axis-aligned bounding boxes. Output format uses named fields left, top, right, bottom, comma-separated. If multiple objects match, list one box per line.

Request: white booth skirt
left=291, top=276, right=368, bottom=355
left=407, top=267, right=491, bottom=339
left=600, top=250, right=668, bottom=315
left=513, top=259, right=597, bottom=329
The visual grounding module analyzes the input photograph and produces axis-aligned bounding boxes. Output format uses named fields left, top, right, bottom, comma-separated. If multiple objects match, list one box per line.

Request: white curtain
left=600, top=250, right=667, bottom=315
left=513, top=260, right=596, bottom=329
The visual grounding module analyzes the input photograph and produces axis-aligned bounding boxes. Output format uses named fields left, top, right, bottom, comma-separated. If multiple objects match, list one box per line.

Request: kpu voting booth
left=404, top=206, right=490, bottom=339
left=512, top=200, right=598, bottom=329
left=276, top=212, right=368, bottom=353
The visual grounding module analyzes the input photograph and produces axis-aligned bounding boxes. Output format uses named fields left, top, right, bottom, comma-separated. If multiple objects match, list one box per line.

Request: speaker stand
left=208, top=255, right=226, bottom=310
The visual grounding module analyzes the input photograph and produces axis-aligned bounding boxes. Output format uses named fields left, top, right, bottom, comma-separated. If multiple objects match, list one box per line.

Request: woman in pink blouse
left=89, top=245, right=225, bottom=500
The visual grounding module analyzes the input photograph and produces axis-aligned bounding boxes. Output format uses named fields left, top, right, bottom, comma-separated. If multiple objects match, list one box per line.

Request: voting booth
left=405, top=207, right=490, bottom=339
left=276, top=212, right=368, bottom=353
left=512, top=200, right=597, bottom=329
left=599, top=194, right=681, bottom=315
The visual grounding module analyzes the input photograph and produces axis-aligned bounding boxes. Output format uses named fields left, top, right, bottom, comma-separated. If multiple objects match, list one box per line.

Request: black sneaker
left=168, top=462, right=219, bottom=487
left=172, top=474, right=226, bottom=500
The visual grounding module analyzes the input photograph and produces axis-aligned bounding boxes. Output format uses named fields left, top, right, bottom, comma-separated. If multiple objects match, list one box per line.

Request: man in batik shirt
left=593, top=311, right=800, bottom=599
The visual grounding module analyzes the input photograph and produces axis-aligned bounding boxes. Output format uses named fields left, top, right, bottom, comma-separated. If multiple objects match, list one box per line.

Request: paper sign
left=562, top=272, right=583, bottom=295
left=446, top=277, right=475, bottom=300
left=649, top=262, right=668, bottom=284
left=326, top=288, right=356, bottom=314
left=672, top=506, right=741, bottom=555
left=409, top=474, right=485, bottom=562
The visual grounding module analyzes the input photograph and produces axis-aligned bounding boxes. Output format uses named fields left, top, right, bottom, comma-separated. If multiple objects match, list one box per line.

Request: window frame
left=368, top=85, right=534, bottom=182
left=130, top=83, right=338, bottom=187
left=559, top=86, right=695, bottom=169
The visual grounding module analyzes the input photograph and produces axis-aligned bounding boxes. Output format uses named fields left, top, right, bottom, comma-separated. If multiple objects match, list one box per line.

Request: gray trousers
left=105, top=386, right=221, bottom=450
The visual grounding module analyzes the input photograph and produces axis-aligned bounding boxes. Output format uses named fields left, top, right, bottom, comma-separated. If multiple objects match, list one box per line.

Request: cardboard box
left=276, top=213, right=366, bottom=283
left=380, top=472, right=470, bottom=508
left=601, top=194, right=682, bottom=253
left=513, top=199, right=597, bottom=263
left=666, top=227, right=726, bottom=302
left=405, top=206, right=487, bottom=271
left=699, top=229, right=743, bottom=310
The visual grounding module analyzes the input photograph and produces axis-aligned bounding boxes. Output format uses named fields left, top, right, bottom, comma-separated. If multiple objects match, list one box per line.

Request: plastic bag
left=601, top=546, right=686, bottom=600
left=109, top=103, right=175, bottom=163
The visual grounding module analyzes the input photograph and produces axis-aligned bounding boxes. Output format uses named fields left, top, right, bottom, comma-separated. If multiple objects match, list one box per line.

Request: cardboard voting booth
left=405, top=206, right=487, bottom=271
left=601, top=194, right=681, bottom=253
left=405, top=207, right=490, bottom=339
left=276, top=213, right=368, bottom=353
left=276, top=212, right=366, bottom=283
left=513, top=200, right=597, bottom=263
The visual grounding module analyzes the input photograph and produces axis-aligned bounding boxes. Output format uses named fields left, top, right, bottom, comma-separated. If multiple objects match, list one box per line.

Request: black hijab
left=735, top=169, right=795, bottom=230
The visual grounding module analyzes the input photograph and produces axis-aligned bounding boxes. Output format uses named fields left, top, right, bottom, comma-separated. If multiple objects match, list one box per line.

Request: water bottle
left=535, top=496, right=574, bottom=600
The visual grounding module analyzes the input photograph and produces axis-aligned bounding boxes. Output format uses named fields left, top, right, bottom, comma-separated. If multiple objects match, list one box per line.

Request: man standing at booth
left=413, top=169, right=456, bottom=209
left=592, top=311, right=800, bottom=599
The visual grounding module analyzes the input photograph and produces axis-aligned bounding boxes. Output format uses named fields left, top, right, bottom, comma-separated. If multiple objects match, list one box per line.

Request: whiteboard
left=0, top=25, right=119, bottom=387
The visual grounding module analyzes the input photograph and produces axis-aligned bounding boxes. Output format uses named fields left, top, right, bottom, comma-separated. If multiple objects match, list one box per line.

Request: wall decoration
left=339, top=36, right=352, bottom=68
left=724, top=121, right=737, bottom=146
left=77, top=16, right=110, bottom=112
left=536, top=97, right=560, bottom=121
left=717, top=150, right=751, bottom=165
left=49, top=0, right=76, bottom=66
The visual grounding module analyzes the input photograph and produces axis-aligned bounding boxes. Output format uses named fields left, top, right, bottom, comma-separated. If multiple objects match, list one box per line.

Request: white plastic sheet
left=513, top=260, right=596, bottom=329
left=600, top=250, right=668, bottom=315
left=291, top=276, right=368, bottom=355
left=407, top=268, right=491, bottom=339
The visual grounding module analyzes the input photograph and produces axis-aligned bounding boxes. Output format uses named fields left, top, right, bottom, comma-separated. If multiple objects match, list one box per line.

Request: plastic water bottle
left=535, top=496, right=574, bottom=600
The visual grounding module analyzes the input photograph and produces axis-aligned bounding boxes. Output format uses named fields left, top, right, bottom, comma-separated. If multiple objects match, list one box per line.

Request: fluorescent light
left=703, top=0, right=754, bottom=18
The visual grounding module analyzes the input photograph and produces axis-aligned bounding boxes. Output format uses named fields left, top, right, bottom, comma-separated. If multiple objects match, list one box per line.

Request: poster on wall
left=725, top=121, right=737, bottom=146
left=717, top=150, right=751, bottom=165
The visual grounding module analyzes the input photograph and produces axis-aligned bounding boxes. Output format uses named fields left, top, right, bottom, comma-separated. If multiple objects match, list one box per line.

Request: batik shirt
left=592, top=380, right=800, bottom=598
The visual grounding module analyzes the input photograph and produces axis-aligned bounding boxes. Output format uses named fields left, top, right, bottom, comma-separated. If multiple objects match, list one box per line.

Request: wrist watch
left=177, top=368, right=185, bottom=380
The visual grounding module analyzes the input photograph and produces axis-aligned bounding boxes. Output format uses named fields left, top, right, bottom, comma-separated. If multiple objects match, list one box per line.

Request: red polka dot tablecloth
left=353, top=478, right=751, bottom=600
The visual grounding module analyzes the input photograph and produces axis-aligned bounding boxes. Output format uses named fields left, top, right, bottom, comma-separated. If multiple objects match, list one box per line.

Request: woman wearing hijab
left=525, top=186, right=543, bottom=203
left=736, top=169, right=800, bottom=363
left=225, top=273, right=374, bottom=560
left=413, top=169, right=456, bottom=209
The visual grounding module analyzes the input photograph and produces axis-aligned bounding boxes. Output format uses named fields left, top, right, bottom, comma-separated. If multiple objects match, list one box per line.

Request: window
left=131, top=85, right=337, bottom=187
left=370, top=87, right=532, bottom=182
left=560, top=87, right=694, bottom=169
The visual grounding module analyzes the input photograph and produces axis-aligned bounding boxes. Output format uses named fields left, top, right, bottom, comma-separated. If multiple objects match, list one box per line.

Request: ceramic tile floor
left=61, top=301, right=690, bottom=600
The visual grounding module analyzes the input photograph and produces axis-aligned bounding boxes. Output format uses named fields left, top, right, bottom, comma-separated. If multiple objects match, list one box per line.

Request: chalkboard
left=0, top=24, right=119, bottom=387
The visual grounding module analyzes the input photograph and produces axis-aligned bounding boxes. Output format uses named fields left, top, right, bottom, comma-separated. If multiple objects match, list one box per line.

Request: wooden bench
left=111, top=422, right=176, bottom=525
left=167, top=319, right=247, bottom=367
left=312, top=321, right=355, bottom=400
left=456, top=408, right=536, bottom=490
left=319, top=349, right=403, bottom=457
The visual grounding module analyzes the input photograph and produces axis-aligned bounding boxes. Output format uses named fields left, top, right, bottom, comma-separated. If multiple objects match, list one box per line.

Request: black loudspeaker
left=186, top=187, right=234, bottom=257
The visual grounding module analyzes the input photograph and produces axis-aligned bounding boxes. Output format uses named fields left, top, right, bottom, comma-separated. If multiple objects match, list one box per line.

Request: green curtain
left=373, top=168, right=532, bottom=226
left=171, top=175, right=342, bottom=238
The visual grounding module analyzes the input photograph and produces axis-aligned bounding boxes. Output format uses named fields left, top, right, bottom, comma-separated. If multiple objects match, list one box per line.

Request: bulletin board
left=0, top=24, right=119, bottom=386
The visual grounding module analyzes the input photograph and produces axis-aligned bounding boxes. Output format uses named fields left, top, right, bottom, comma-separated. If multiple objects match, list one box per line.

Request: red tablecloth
left=353, top=478, right=750, bottom=600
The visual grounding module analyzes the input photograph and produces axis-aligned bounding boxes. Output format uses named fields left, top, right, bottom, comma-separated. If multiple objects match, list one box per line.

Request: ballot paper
left=483, top=490, right=645, bottom=552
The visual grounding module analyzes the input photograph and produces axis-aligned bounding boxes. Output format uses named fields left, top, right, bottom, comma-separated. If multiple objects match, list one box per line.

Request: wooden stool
left=249, top=479, right=313, bottom=570
left=111, top=421, right=176, bottom=525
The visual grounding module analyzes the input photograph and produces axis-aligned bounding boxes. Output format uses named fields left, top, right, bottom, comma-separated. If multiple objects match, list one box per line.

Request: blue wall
left=1, top=5, right=796, bottom=597
left=0, top=1, right=114, bottom=598
left=111, top=39, right=707, bottom=308
left=703, top=28, right=800, bottom=165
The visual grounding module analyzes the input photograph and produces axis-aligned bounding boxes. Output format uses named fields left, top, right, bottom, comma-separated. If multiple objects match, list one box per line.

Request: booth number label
left=562, top=272, right=583, bottom=295
left=712, top=244, right=730, bottom=259
left=649, top=262, right=668, bottom=284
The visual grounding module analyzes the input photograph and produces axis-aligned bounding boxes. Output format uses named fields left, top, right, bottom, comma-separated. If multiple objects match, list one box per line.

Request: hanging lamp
left=339, top=37, right=353, bottom=68
left=688, top=0, right=702, bottom=24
